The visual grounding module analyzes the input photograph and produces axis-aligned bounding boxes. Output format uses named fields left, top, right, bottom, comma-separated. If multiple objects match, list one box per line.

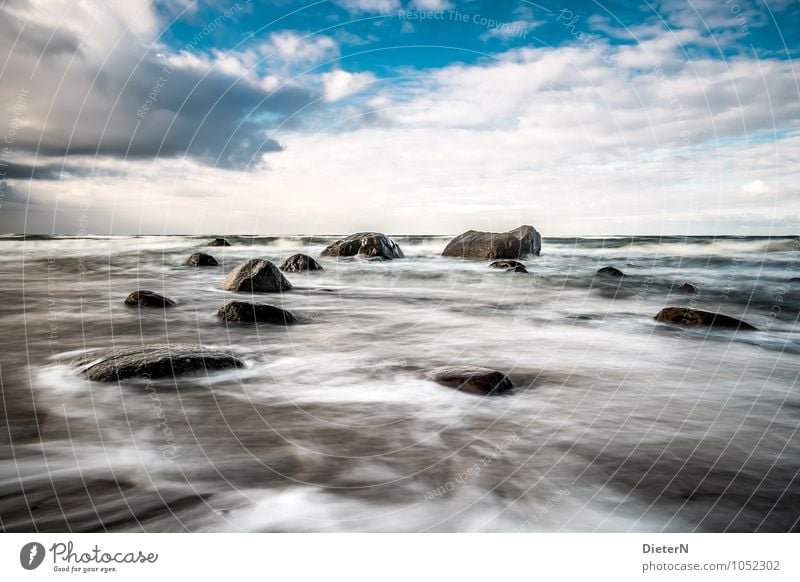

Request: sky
left=0, top=0, right=798, bottom=236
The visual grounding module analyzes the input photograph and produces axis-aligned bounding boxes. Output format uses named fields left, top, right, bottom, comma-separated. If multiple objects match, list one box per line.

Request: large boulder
left=124, top=290, right=176, bottom=308
left=654, top=307, right=758, bottom=331
left=222, top=259, right=292, bottom=293
left=217, top=301, right=296, bottom=325
left=280, top=253, right=323, bottom=272
left=442, top=225, right=541, bottom=259
left=72, top=344, right=244, bottom=382
left=207, top=238, right=231, bottom=246
left=184, top=252, right=218, bottom=267
left=320, top=232, right=404, bottom=259
left=424, top=366, right=513, bottom=396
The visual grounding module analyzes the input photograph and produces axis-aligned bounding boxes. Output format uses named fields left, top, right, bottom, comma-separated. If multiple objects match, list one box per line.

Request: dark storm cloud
left=0, top=161, right=94, bottom=180
left=0, top=1, right=82, bottom=58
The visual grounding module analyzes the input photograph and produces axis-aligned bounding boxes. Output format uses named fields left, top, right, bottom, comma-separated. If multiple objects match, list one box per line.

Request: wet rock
left=678, top=283, right=697, bottom=294
left=595, top=266, right=625, bottom=278
left=124, top=290, right=176, bottom=308
left=184, top=252, right=218, bottom=267
left=321, top=232, right=404, bottom=259
left=207, top=238, right=231, bottom=247
left=507, top=265, right=529, bottom=273
left=442, top=225, right=541, bottom=259
left=489, top=260, right=526, bottom=270
left=424, top=366, right=513, bottom=396
left=217, top=301, right=296, bottom=325
left=280, top=253, right=323, bottom=272
left=72, top=344, right=244, bottom=382
left=654, top=307, right=758, bottom=331
left=222, top=259, right=292, bottom=293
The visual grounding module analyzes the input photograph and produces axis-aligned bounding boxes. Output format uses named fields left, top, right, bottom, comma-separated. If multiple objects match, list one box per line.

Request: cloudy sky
left=0, top=0, right=798, bottom=235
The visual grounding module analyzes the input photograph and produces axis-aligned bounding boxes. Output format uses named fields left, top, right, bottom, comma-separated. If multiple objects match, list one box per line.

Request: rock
left=442, top=225, right=541, bottom=259
left=507, top=265, right=529, bottom=273
left=280, top=253, right=323, bottom=272
left=321, top=232, right=404, bottom=259
left=654, top=307, right=758, bottom=331
left=222, top=259, right=292, bottom=293
left=124, top=290, right=176, bottom=308
left=207, top=238, right=231, bottom=247
left=489, top=260, right=526, bottom=269
left=72, top=344, right=244, bottom=382
left=595, top=266, right=625, bottom=278
left=678, top=283, right=697, bottom=294
left=184, top=252, right=218, bottom=267
left=217, top=301, right=296, bottom=324
left=424, top=366, right=513, bottom=396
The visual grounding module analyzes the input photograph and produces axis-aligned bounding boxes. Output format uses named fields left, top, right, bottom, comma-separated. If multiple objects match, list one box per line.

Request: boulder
left=489, top=260, right=526, bottom=270
left=72, top=344, right=244, bottom=382
left=124, top=290, right=176, bottom=308
left=678, top=283, right=697, bottom=294
left=424, top=366, right=513, bottom=396
left=222, top=259, right=292, bottom=293
left=654, top=307, right=758, bottom=331
left=280, top=253, right=323, bottom=272
left=508, top=265, right=529, bottom=273
left=442, top=225, right=541, bottom=259
left=184, top=252, right=218, bottom=267
left=217, top=301, right=296, bottom=325
left=207, top=238, right=231, bottom=247
left=595, top=266, right=625, bottom=278
left=321, top=232, right=404, bottom=259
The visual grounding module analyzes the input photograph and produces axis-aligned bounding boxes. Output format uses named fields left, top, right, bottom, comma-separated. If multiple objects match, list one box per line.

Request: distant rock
left=424, top=366, right=513, bottom=396
left=124, top=290, right=176, bottom=308
left=207, top=238, right=231, bottom=247
left=321, top=232, right=404, bottom=259
left=595, top=266, right=625, bottom=278
left=280, top=253, right=323, bottom=272
left=654, top=307, right=758, bottom=331
left=678, top=283, right=697, bottom=294
left=184, top=252, right=218, bottom=267
left=217, top=301, right=296, bottom=325
left=72, top=344, right=243, bottom=382
left=442, top=225, right=541, bottom=259
left=222, top=259, right=292, bottom=293
left=489, top=260, right=526, bottom=270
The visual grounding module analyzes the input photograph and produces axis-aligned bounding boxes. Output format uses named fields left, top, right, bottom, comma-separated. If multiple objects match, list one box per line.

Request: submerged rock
left=442, top=225, right=541, bottom=259
left=184, top=252, right=218, bottom=267
left=678, top=283, right=698, bottom=294
left=280, top=253, right=323, bottom=272
left=124, top=290, right=176, bottom=308
left=595, top=266, right=625, bottom=278
left=72, top=344, right=244, bottom=382
left=222, top=259, right=292, bottom=293
left=217, top=301, right=296, bottom=324
left=507, top=265, right=529, bottom=273
left=207, top=238, right=231, bottom=246
left=321, top=232, right=404, bottom=259
left=489, top=260, right=526, bottom=270
left=654, top=307, right=758, bottom=331
left=424, top=366, right=513, bottom=395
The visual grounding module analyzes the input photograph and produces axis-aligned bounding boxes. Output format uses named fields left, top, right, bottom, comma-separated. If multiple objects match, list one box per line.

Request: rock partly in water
left=280, top=253, right=323, bottom=272
left=222, top=259, right=292, bottom=293
left=442, top=225, right=541, bottom=259
left=595, top=266, right=625, bottom=278
left=425, top=366, right=513, bottom=396
left=217, top=301, right=296, bottom=324
left=321, top=232, right=404, bottom=259
left=124, top=290, right=176, bottom=308
left=207, top=238, right=231, bottom=247
left=678, top=283, right=698, bottom=294
left=489, top=260, right=526, bottom=270
left=508, top=265, right=529, bottom=273
left=184, top=252, right=218, bottom=267
left=72, top=344, right=244, bottom=382
left=654, top=307, right=758, bottom=331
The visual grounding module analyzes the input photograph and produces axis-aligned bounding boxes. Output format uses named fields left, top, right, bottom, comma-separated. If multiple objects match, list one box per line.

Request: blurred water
left=0, top=234, right=798, bottom=532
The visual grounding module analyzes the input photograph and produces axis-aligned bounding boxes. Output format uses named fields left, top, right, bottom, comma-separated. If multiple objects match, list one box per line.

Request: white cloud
left=335, top=0, right=401, bottom=14
left=322, top=70, right=377, bottom=102
left=260, top=31, right=339, bottom=66
left=411, top=0, right=454, bottom=10
left=738, top=180, right=773, bottom=197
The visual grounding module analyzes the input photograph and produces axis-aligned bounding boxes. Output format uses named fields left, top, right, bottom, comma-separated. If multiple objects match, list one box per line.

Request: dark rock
left=207, top=238, right=231, bottom=247
left=424, top=366, right=513, bottom=396
left=442, top=225, right=541, bottom=259
left=595, top=266, right=625, bottom=278
left=678, top=283, right=697, bottom=294
left=184, top=252, right=218, bottom=267
left=72, top=344, right=244, bottom=382
left=124, top=290, right=176, bottom=308
left=507, top=265, right=529, bottom=273
left=217, top=301, right=296, bottom=324
left=222, top=259, right=292, bottom=293
left=489, top=260, right=526, bottom=269
left=321, top=232, right=404, bottom=259
left=654, top=307, right=758, bottom=331
left=280, top=253, right=323, bottom=272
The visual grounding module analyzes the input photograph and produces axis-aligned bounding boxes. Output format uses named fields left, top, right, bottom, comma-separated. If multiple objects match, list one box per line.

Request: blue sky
left=0, top=0, right=798, bottom=234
